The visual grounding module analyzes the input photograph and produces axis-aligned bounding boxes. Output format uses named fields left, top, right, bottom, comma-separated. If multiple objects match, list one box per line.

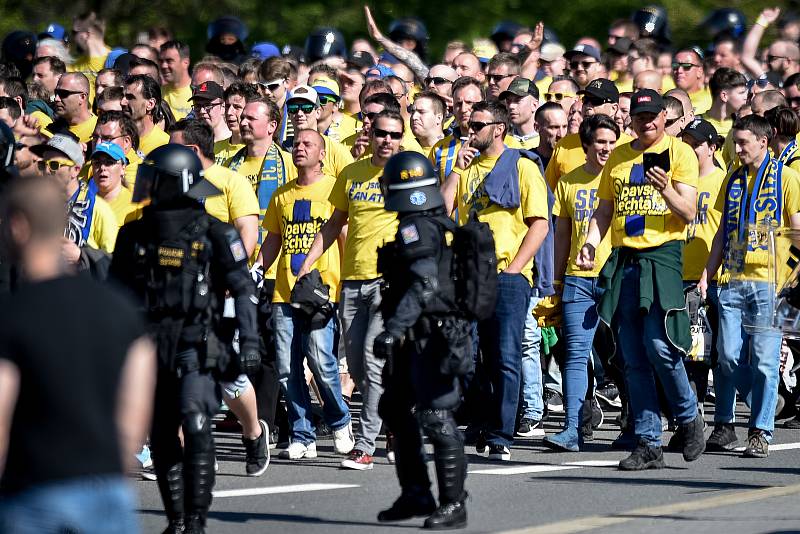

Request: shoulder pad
left=396, top=216, right=440, bottom=260
left=209, top=220, right=248, bottom=264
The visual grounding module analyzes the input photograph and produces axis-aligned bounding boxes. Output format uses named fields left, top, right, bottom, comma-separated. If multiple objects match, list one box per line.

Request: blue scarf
left=778, top=139, right=800, bottom=166
left=65, top=179, right=99, bottom=247
left=723, top=155, right=783, bottom=274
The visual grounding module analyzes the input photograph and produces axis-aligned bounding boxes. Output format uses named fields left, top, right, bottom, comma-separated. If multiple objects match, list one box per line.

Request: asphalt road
left=134, top=402, right=800, bottom=534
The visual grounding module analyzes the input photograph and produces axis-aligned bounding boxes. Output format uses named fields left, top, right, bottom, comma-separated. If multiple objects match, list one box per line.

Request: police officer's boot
left=183, top=413, right=215, bottom=534
left=155, top=462, right=185, bottom=533
left=424, top=445, right=467, bottom=530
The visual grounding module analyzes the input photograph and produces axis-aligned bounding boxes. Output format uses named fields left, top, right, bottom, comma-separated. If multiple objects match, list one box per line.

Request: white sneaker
left=279, top=441, right=318, bottom=460
left=333, top=423, right=355, bottom=454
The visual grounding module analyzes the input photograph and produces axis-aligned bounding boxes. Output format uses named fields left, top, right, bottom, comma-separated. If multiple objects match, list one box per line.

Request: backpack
left=449, top=211, right=498, bottom=320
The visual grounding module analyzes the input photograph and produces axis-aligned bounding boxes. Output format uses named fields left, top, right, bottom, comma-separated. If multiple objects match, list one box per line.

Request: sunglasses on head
left=545, top=92, right=576, bottom=102
left=287, top=103, right=316, bottom=115
left=487, top=73, right=514, bottom=84
left=372, top=128, right=403, bottom=140
left=37, top=159, right=74, bottom=172
left=672, top=62, right=700, bottom=71
left=425, top=76, right=453, bottom=86
left=570, top=60, right=596, bottom=70
left=468, top=120, right=502, bottom=131
left=55, top=88, right=85, bottom=99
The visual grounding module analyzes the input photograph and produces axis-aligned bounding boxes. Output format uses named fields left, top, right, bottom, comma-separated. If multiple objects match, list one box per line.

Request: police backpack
left=448, top=211, right=497, bottom=321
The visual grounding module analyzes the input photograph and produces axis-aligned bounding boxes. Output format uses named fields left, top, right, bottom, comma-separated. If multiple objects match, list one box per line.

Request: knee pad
left=182, top=412, right=214, bottom=454
left=417, top=409, right=462, bottom=448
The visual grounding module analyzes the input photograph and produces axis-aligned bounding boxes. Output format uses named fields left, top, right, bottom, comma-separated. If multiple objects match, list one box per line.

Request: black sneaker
left=596, top=383, right=622, bottom=408
left=378, top=492, right=437, bottom=522
left=487, top=444, right=511, bottom=461
left=785, top=416, right=800, bottom=429
left=161, top=519, right=185, bottom=534
left=544, top=389, right=564, bottom=413
left=742, top=430, right=769, bottom=458
left=618, top=440, right=665, bottom=471
left=475, top=433, right=488, bottom=454
left=706, top=423, right=739, bottom=451
left=516, top=418, right=544, bottom=437
left=681, top=415, right=705, bottom=462
left=423, top=500, right=468, bottom=530
left=242, top=419, right=270, bottom=477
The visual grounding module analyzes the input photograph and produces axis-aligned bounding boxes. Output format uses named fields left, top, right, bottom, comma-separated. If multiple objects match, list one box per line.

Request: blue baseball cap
left=365, top=64, right=396, bottom=80
left=91, top=142, right=128, bottom=164
left=40, top=23, right=67, bottom=42
left=251, top=42, right=280, bottom=60
left=104, top=48, right=128, bottom=69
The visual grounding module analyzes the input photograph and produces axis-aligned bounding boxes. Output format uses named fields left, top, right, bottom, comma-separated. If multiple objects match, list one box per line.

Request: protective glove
left=373, top=330, right=399, bottom=360
left=238, top=337, right=262, bottom=375
left=249, top=263, right=265, bottom=290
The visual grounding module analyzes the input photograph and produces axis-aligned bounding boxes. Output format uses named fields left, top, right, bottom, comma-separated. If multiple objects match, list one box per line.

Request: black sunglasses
left=372, top=128, right=403, bottom=140
left=425, top=76, right=453, bottom=86
left=487, top=73, right=514, bottom=84
left=468, top=120, right=502, bottom=131
left=361, top=111, right=379, bottom=122
left=665, top=115, right=683, bottom=127
left=287, top=103, right=316, bottom=114
left=570, top=60, right=596, bottom=70
left=55, top=88, right=85, bottom=99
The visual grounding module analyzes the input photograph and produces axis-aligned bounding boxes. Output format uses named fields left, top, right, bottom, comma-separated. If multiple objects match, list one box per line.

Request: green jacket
left=597, top=240, right=692, bottom=355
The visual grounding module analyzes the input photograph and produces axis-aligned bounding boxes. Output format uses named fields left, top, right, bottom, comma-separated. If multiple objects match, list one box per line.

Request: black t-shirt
left=0, top=274, right=145, bottom=494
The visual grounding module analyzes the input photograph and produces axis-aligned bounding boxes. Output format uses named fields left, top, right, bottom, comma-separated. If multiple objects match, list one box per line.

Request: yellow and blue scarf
left=778, top=139, right=800, bottom=167
left=723, top=155, right=783, bottom=274
left=65, top=179, right=99, bottom=247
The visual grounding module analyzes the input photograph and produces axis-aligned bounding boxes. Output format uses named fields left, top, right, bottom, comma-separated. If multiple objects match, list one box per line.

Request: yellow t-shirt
left=703, top=115, right=733, bottom=140
left=139, top=126, right=170, bottom=156
left=598, top=135, right=699, bottom=249
left=683, top=167, right=726, bottom=281
left=321, top=135, right=354, bottom=177
left=69, top=52, right=109, bottom=79
left=324, top=113, right=360, bottom=144
left=455, top=152, right=549, bottom=283
left=162, top=84, right=193, bottom=120
left=614, top=77, right=634, bottom=94
left=546, top=131, right=634, bottom=191
left=714, top=162, right=800, bottom=283
left=69, top=114, right=98, bottom=144
left=329, top=158, right=398, bottom=280
left=124, top=149, right=143, bottom=190
left=553, top=165, right=612, bottom=277
left=535, top=76, right=552, bottom=98
left=506, top=132, right=540, bottom=151
left=689, top=87, right=712, bottom=115
left=263, top=175, right=341, bottom=303
left=342, top=129, right=427, bottom=160
left=102, top=186, right=141, bottom=227
left=87, top=195, right=118, bottom=253
left=30, top=110, right=53, bottom=134
left=202, top=164, right=259, bottom=223
left=214, top=137, right=245, bottom=167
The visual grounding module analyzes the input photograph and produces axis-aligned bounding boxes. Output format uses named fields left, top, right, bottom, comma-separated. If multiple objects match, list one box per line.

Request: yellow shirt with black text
left=683, top=167, right=726, bottom=281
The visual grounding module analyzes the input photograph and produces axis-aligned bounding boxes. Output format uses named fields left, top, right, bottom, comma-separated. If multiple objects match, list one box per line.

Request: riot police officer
left=110, top=144, right=262, bottom=534
left=374, top=152, right=470, bottom=530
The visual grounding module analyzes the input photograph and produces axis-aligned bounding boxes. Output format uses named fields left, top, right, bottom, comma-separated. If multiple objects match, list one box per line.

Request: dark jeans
left=478, top=272, right=532, bottom=447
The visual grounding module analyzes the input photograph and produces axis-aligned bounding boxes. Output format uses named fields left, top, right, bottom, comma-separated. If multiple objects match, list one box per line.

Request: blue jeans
left=274, top=303, right=351, bottom=445
left=520, top=294, right=544, bottom=420
left=561, top=275, right=605, bottom=430
left=614, top=264, right=698, bottom=446
left=715, top=281, right=781, bottom=438
left=478, top=272, right=532, bottom=447
left=0, top=476, right=138, bottom=534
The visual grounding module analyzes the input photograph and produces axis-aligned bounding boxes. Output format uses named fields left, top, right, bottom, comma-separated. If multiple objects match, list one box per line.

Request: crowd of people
left=2, top=3, right=800, bottom=532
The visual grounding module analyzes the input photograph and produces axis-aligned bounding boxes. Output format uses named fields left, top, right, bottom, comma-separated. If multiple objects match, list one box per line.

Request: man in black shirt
left=0, top=176, right=156, bottom=534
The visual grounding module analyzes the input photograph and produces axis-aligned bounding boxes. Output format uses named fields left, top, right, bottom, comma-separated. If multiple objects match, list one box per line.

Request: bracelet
left=756, top=15, right=770, bottom=28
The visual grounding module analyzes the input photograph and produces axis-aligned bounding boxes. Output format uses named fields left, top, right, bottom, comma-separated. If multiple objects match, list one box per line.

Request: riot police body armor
left=374, top=152, right=469, bottom=530
left=110, top=145, right=260, bottom=534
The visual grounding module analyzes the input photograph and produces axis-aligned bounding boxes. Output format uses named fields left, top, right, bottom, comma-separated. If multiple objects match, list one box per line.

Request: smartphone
left=643, top=149, right=670, bottom=175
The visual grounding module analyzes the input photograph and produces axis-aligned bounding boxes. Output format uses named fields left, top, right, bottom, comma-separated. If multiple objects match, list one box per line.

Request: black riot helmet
left=389, top=17, right=429, bottom=57
left=490, top=21, right=524, bottom=50
left=381, top=152, right=444, bottom=213
left=2, top=31, right=37, bottom=80
left=700, top=8, right=747, bottom=40
left=132, top=144, right=221, bottom=206
left=206, top=16, right=248, bottom=63
left=304, top=28, right=347, bottom=64
left=632, top=6, right=671, bottom=46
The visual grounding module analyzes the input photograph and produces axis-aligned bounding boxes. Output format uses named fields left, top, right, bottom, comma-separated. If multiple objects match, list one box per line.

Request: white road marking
left=769, top=441, right=800, bottom=451
left=213, top=483, right=360, bottom=498
left=469, top=464, right=583, bottom=475
left=563, top=460, right=620, bottom=467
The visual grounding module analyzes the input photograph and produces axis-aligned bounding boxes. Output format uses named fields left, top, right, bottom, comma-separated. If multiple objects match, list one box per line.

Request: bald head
left=452, top=52, right=484, bottom=81
left=751, top=90, right=788, bottom=116
left=59, top=72, right=90, bottom=93
left=664, top=88, right=693, bottom=122
left=391, top=63, right=415, bottom=85
left=429, top=64, right=457, bottom=81
left=633, top=70, right=663, bottom=92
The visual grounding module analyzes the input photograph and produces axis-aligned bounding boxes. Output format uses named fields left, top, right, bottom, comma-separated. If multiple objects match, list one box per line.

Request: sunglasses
left=570, top=60, right=596, bottom=70
left=259, top=78, right=285, bottom=91
left=545, top=92, right=576, bottom=102
left=319, top=95, right=339, bottom=105
left=583, top=95, right=610, bottom=106
left=361, top=111, right=380, bottom=122
left=665, top=116, right=683, bottom=128
left=55, top=88, right=85, bottom=99
left=487, top=73, right=515, bottom=84
left=37, top=159, right=74, bottom=172
left=767, top=55, right=788, bottom=63
left=372, top=128, right=403, bottom=140
left=425, top=76, right=453, bottom=86
left=468, top=120, right=502, bottom=131
left=747, top=78, right=772, bottom=90
left=672, top=62, right=700, bottom=71
left=287, top=103, right=316, bottom=115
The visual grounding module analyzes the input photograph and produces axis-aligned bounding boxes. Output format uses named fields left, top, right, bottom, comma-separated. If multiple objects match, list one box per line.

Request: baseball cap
left=190, top=81, right=224, bottom=101
left=91, top=141, right=128, bottom=164
left=365, top=64, right=395, bottom=79
left=578, top=78, right=619, bottom=103
left=31, top=133, right=84, bottom=167
left=681, top=118, right=719, bottom=146
left=539, top=42, right=566, bottom=63
left=312, top=77, right=340, bottom=99
left=564, top=44, right=601, bottom=62
left=287, top=85, right=319, bottom=106
left=104, top=48, right=128, bottom=70
left=251, top=42, right=280, bottom=60
left=473, top=41, right=499, bottom=64
left=608, top=37, right=632, bottom=55
left=348, top=50, right=375, bottom=70
left=40, top=23, right=67, bottom=42
left=500, top=77, right=540, bottom=100
left=630, top=89, right=665, bottom=115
